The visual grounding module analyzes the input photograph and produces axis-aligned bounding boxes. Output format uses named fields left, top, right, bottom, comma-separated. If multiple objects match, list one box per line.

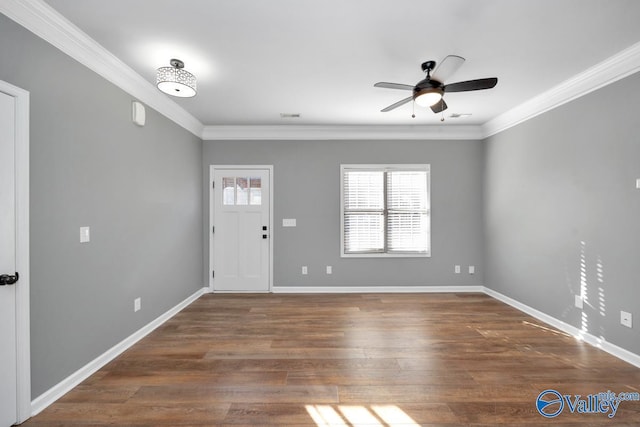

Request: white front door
left=212, top=167, right=271, bottom=292
left=0, top=91, right=18, bottom=426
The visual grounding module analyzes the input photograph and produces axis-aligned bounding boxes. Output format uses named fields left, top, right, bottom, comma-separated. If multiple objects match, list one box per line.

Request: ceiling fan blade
left=374, top=82, right=415, bottom=91
left=431, top=55, right=465, bottom=83
left=430, top=99, right=448, bottom=114
left=444, top=78, right=498, bottom=93
left=381, top=96, right=413, bottom=112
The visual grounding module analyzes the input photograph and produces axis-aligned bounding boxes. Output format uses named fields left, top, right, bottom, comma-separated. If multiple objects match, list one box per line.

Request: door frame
left=209, top=165, right=273, bottom=293
left=0, top=80, right=31, bottom=423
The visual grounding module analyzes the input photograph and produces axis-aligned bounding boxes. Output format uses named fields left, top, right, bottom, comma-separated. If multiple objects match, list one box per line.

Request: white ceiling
left=41, top=0, right=640, bottom=127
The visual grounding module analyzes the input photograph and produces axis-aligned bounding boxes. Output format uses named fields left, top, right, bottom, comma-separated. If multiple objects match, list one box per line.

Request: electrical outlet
left=621, top=311, right=632, bottom=328
left=454, top=265, right=461, bottom=274
left=575, top=295, right=583, bottom=309
left=134, top=297, right=141, bottom=312
left=468, top=265, right=475, bottom=275
left=326, top=265, right=332, bottom=274
left=302, top=266, right=308, bottom=275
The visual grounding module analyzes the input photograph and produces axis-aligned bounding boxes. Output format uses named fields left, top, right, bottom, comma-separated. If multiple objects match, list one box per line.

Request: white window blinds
left=343, top=171, right=384, bottom=253
left=341, top=165, right=430, bottom=257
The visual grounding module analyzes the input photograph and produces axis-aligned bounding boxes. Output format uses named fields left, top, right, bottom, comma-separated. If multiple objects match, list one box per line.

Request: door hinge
left=212, top=270, right=215, bottom=278
left=212, top=226, right=215, bottom=233
left=212, top=181, right=215, bottom=189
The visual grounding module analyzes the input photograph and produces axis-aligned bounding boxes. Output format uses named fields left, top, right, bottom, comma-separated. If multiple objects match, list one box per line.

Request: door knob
left=0, top=272, right=19, bottom=286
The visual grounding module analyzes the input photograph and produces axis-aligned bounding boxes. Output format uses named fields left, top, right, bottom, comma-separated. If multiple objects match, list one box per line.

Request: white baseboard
left=272, top=285, right=485, bottom=293
left=484, top=287, right=640, bottom=369
left=30, top=287, right=208, bottom=416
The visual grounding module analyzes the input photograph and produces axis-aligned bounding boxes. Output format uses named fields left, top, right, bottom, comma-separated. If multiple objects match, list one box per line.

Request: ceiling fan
left=374, top=55, right=498, bottom=114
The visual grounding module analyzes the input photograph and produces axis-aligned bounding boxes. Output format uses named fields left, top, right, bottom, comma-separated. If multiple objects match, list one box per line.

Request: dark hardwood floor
left=22, top=293, right=640, bottom=426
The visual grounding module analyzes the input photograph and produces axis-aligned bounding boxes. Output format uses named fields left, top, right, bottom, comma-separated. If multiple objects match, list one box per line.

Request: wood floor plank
left=97, top=370, right=289, bottom=387
left=128, top=384, right=339, bottom=404
left=286, top=368, right=474, bottom=386
left=24, top=402, right=231, bottom=425
left=21, top=293, right=640, bottom=426
left=337, top=383, right=539, bottom=404
left=56, top=385, right=140, bottom=404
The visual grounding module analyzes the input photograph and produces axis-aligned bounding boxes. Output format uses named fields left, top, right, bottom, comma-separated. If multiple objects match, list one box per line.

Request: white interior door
left=0, top=91, right=18, bottom=426
left=212, top=167, right=271, bottom=292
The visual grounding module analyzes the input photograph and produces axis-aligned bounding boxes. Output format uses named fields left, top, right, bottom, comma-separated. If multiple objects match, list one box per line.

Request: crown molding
left=482, top=40, right=640, bottom=138
left=0, top=0, right=204, bottom=138
left=201, top=124, right=484, bottom=141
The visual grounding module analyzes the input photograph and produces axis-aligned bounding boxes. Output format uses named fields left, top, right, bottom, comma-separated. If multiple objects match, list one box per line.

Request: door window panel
left=223, top=177, right=235, bottom=205
left=236, top=177, right=249, bottom=205
left=249, top=177, right=262, bottom=205
left=222, top=176, right=262, bottom=206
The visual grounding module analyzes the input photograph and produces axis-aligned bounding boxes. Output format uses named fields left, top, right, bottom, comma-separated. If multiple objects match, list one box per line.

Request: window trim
left=340, top=164, right=431, bottom=258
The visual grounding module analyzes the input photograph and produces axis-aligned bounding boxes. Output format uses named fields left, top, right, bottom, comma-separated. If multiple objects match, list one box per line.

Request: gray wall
left=203, top=139, right=484, bottom=288
left=1, top=15, right=203, bottom=398
left=483, top=71, right=640, bottom=355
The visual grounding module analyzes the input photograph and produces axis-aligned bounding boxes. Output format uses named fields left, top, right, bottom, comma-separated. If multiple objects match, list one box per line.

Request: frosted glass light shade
left=414, top=88, right=443, bottom=107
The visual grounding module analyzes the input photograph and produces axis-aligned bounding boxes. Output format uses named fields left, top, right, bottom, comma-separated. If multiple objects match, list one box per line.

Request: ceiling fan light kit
left=414, top=87, right=443, bottom=107
left=156, top=58, right=197, bottom=98
left=375, top=55, right=498, bottom=116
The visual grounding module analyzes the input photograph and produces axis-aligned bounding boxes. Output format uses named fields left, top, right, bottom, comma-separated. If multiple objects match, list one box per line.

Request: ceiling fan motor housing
left=415, top=78, right=442, bottom=91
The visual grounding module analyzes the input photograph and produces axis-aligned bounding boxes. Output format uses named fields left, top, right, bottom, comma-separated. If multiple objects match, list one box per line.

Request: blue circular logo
left=537, top=389, right=564, bottom=418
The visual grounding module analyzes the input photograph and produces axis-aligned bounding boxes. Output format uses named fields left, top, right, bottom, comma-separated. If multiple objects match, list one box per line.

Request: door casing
left=0, top=80, right=31, bottom=423
left=209, top=165, right=274, bottom=293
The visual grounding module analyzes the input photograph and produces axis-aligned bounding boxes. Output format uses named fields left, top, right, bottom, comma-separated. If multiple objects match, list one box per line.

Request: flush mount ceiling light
left=413, top=87, right=443, bottom=107
left=156, top=59, right=196, bottom=97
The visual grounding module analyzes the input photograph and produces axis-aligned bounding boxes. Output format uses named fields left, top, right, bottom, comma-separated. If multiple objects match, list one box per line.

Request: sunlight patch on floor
left=305, top=404, right=420, bottom=427
left=521, top=320, right=572, bottom=338
left=371, top=405, right=420, bottom=426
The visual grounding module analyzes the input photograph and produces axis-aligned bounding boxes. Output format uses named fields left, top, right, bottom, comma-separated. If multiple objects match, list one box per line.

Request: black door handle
left=0, top=272, right=19, bottom=286
left=262, top=234, right=268, bottom=239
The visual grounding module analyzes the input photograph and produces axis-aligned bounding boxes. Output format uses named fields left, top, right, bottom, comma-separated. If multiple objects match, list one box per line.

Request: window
left=222, top=176, right=262, bottom=206
left=341, top=164, right=430, bottom=257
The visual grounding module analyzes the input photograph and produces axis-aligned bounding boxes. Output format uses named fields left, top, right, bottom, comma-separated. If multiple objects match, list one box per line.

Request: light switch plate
left=283, top=218, right=297, bottom=227
left=80, top=226, right=90, bottom=243
left=454, top=265, right=461, bottom=274
left=575, top=295, right=583, bottom=309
